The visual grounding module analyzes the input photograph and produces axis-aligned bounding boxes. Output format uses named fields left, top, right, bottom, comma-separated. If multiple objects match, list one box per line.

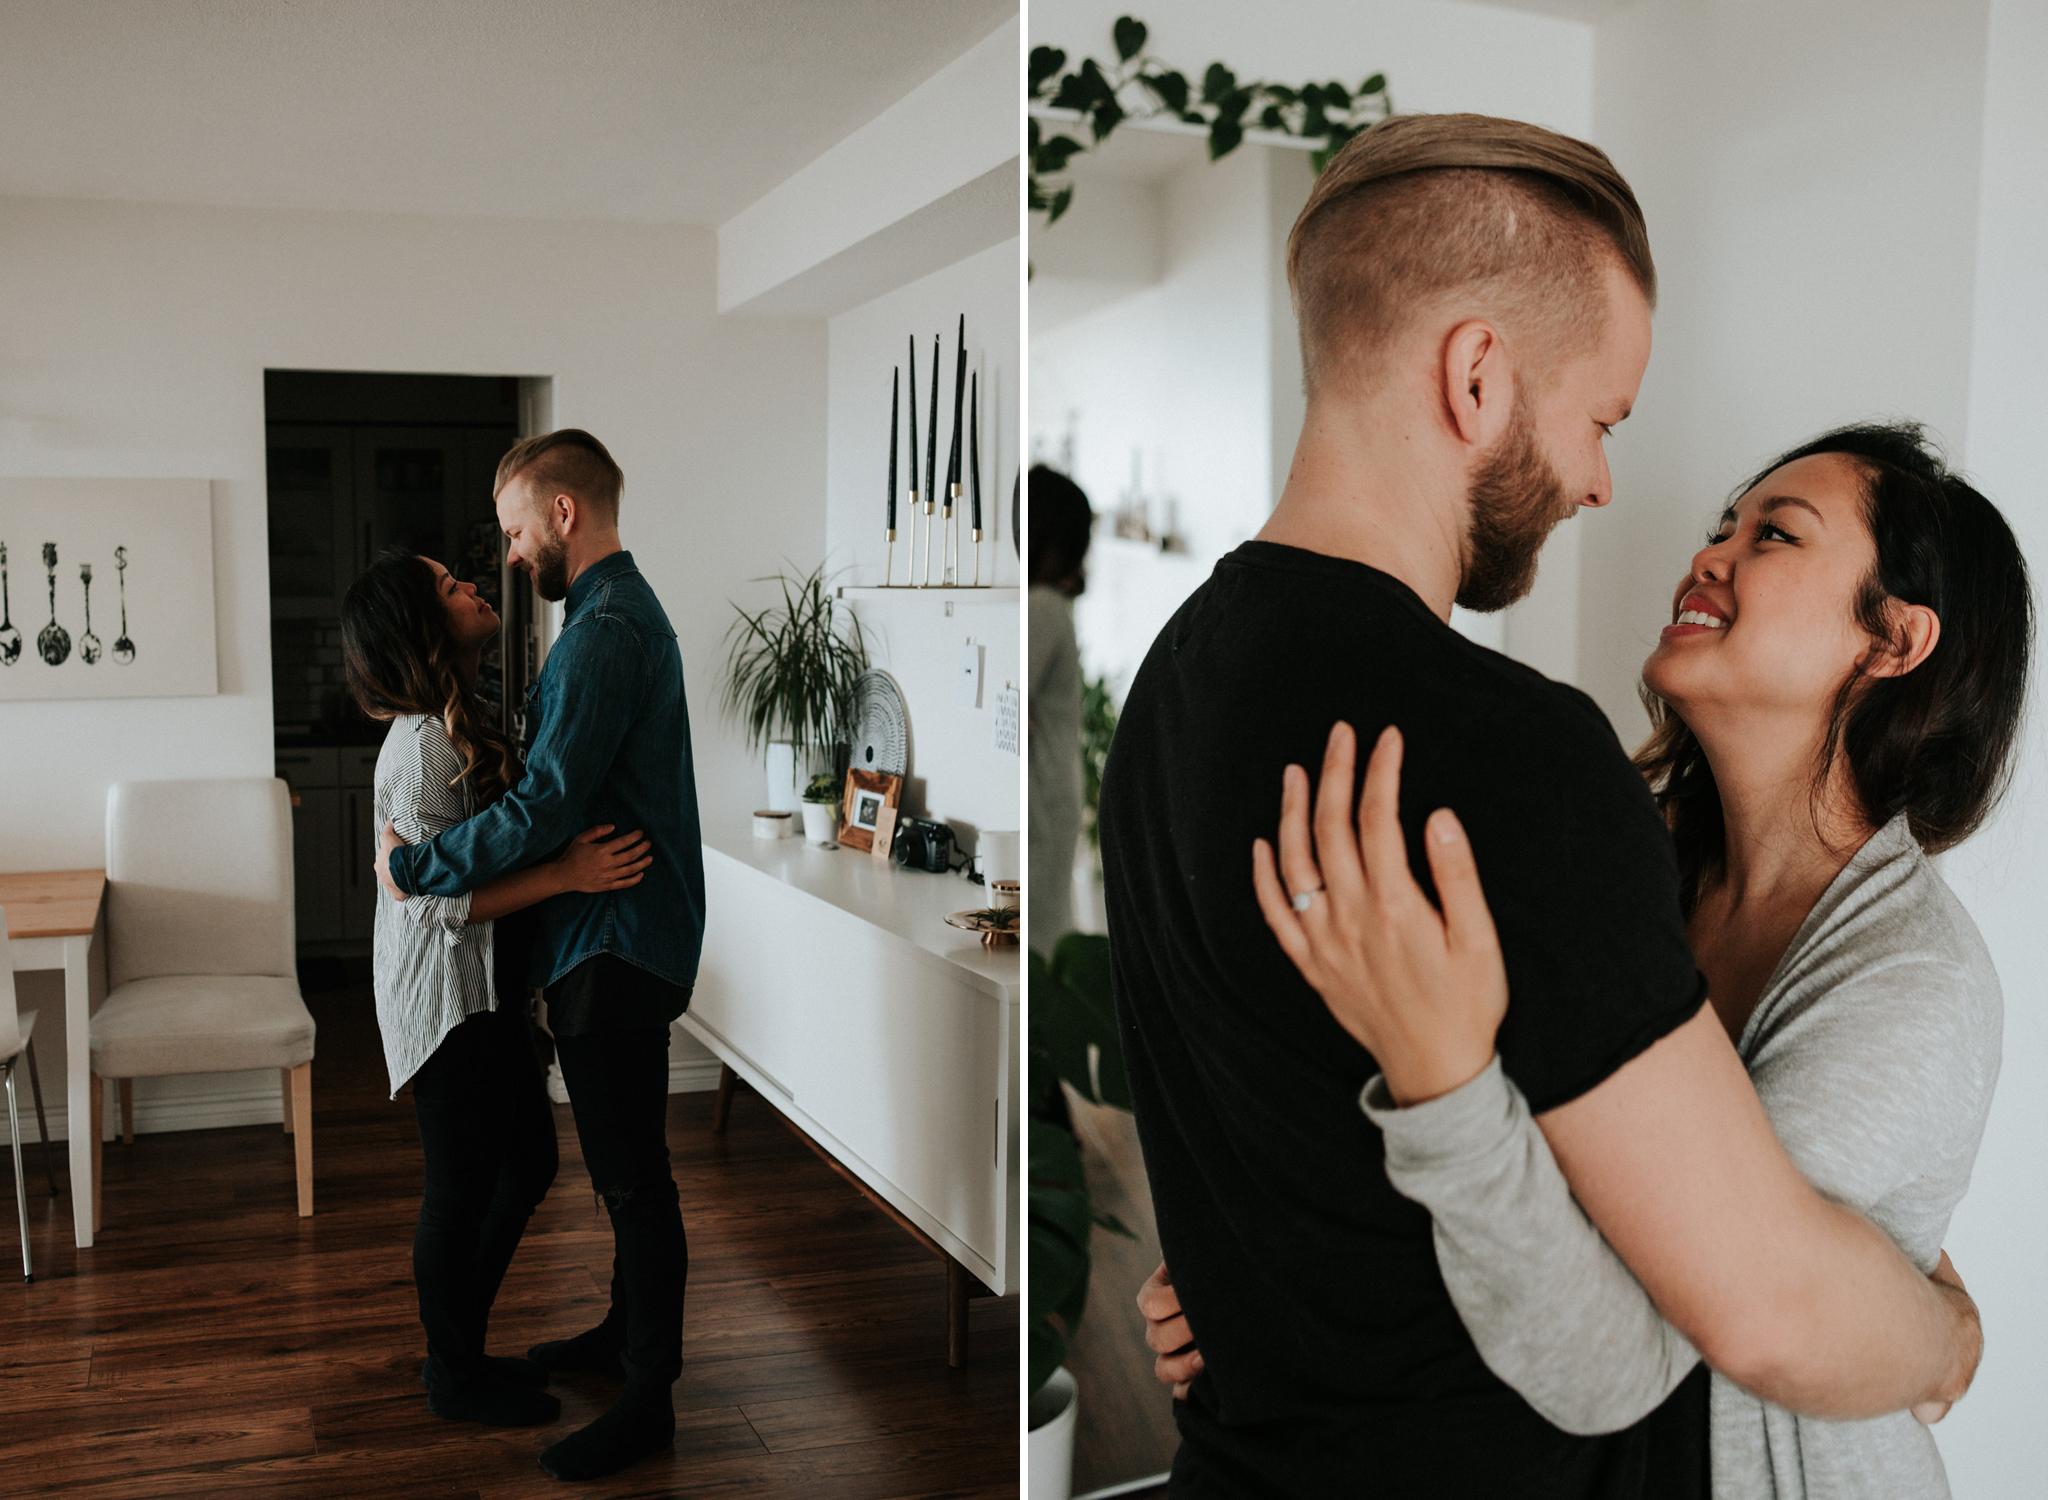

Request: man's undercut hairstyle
left=1288, top=113, right=1656, bottom=399
left=495, top=428, right=625, bottom=519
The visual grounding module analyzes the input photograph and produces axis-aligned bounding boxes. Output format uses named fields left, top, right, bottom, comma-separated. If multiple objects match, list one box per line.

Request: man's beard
left=525, top=523, right=571, bottom=602
left=1456, top=398, right=1580, bottom=613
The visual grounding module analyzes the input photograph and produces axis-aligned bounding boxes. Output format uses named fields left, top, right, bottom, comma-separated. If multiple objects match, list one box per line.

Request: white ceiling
left=0, top=0, right=1016, bottom=226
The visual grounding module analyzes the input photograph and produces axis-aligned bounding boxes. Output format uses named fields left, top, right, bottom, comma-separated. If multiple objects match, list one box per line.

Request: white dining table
left=0, top=868, right=105, bottom=1248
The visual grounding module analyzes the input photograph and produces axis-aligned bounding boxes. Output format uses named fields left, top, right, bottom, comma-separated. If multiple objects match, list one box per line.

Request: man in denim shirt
left=375, top=429, right=704, bottom=1482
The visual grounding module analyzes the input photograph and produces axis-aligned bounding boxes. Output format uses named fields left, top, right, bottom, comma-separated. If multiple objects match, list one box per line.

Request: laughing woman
left=342, top=550, right=651, bottom=1428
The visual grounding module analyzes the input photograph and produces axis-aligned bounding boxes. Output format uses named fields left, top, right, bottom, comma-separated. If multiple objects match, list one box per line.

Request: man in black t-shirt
left=1097, top=114, right=1979, bottom=1498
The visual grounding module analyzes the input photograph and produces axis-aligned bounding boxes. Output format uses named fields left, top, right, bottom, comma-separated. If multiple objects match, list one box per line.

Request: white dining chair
left=0, top=905, right=61, bottom=1282
left=93, top=778, right=316, bottom=1229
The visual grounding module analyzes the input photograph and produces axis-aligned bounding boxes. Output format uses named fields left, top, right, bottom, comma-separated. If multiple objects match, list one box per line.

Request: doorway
left=264, top=369, right=544, bottom=956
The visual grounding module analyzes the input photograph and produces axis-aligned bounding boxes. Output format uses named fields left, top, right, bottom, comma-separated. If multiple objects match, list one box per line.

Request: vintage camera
left=890, top=814, right=958, bottom=874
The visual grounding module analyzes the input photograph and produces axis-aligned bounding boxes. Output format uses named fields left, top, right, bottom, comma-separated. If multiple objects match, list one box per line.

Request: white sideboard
left=682, top=818, right=1020, bottom=1359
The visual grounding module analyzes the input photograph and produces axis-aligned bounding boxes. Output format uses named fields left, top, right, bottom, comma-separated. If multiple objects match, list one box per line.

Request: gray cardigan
left=1362, top=816, right=2001, bottom=1500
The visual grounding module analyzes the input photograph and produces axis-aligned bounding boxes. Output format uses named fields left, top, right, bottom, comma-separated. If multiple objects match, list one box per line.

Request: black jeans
left=409, top=1005, right=559, bottom=1372
left=552, top=1024, right=688, bottom=1390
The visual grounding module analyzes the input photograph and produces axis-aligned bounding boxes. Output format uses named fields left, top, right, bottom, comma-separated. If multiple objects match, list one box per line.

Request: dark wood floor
left=0, top=972, right=1018, bottom=1498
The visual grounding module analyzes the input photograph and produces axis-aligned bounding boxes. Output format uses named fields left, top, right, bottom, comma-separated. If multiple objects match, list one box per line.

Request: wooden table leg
left=947, top=1256, right=970, bottom=1368
left=711, top=1063, right=737, bottom=1134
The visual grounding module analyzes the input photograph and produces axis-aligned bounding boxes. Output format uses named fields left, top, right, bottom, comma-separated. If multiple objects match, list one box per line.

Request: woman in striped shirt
left=343, top=549, right=650, bottom=1429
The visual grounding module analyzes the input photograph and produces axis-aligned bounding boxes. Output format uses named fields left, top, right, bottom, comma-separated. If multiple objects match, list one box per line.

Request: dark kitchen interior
left=265, top=369, right=536, bottom=955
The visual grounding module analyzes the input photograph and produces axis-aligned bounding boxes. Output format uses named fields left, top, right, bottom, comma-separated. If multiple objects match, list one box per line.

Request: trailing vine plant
left=1029, top=15, right=1393, bottom=225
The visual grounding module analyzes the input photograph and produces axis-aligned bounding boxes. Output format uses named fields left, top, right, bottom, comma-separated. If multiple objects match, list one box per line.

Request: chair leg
left=23, top=1039, right=57, bottom=1197
left=89, top=1073, right=102, bottom=1235
left=118, top=1080, right=133, bottom=1146
left=280, top=1069, right=293, bottom=1135
left=7, top=1066, right=30, bottom=1282
left=290, top=1062, right=313, bottom=1218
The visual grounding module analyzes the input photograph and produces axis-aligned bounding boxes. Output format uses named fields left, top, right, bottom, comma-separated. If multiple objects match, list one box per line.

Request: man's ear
left=552, top=491, right=578, bottom=537
left=1441, top=320, right=1513, bottom=450
left=1868, top=602, right=1941, bottom=679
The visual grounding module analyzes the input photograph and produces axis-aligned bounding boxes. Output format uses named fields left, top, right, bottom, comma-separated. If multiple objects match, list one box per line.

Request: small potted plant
left=800, top=772, right=842, bottom=845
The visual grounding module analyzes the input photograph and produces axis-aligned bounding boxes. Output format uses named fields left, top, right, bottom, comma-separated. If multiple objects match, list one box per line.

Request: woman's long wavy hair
left=1635, top=422, right=2032, bottom=914
left=342, top=550, right=520, bottom=806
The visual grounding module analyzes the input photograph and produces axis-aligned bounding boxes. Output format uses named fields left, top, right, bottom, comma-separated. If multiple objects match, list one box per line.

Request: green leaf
left=1361, top=72, right=1387, bottom=95
left=1113, top=15, right=1147, bottom=62
left=1258, top=103, right=1284, bottom=131
left=1297, top=82, right=1321, bottom=109
left=1029, top=1220, right=1088, bottom=1336
left=1030, top=1116, right=1087, bottom=1192
left=1325, top=80, right=1352, bottom=108
left=1090, top=95, right=1124, bottom=144
left=1050, top=68, right=1098, bottom=112
left=1140, top=68, right=1189, bottom=114
left=1048, top=185, right=1074, bottom=223
left=1209, top=113, right=1244, bottom=161
left=1029, top=1317, right=1069, bottom=1395
left=1301, top=102, right=1330, bottom=140
left=1029, top=46, right=1067, bottom=95
left=1201, top=62, right=1236, bottom=105
left=1035, top=134, right=1085, bottom=174
left=1265, top=83, right=1298, bottom=106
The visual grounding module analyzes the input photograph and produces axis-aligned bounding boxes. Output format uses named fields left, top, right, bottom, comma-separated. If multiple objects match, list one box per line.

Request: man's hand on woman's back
left=1138, top=1262, right=1202, bottom=1399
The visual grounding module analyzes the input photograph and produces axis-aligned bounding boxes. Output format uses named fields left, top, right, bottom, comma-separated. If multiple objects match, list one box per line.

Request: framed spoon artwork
left=0, top=478, right=216, bottom=702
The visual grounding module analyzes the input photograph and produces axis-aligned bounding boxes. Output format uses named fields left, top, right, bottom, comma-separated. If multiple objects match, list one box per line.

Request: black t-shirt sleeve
left=1454, top=684, right=1706, bottom=1115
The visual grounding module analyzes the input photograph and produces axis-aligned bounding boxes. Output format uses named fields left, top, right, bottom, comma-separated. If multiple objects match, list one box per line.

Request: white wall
left=1585, top=0, right=1991, bottom=734
left=826, top=238, right=1022, bottom=592
left=0, top=193, right=828, bottom=1130
left=825, top=237, right=1023, bottom=848
left=1925, top=0, right=2048, bottom=1488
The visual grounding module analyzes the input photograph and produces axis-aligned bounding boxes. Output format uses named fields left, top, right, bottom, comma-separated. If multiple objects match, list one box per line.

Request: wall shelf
left=836, top=586, right=1018, bottom=602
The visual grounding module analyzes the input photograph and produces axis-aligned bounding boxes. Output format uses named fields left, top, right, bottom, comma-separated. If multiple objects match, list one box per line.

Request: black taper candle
left=907, top=337, right=920, bottom=501
left=947, top=313, right=967, bottom=500
left=887, top=367, right=899, bottom=532
left=968, top=370, right=982, bottom=532
left=924, top=334, right=940, bottom=512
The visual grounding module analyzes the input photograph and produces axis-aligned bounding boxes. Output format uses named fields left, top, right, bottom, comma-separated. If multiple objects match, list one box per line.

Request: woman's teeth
left=1676, top=609, right=1725, bottom=629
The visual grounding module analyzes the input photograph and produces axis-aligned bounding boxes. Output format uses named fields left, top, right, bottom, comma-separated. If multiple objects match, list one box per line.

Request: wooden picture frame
left=840, top=768, right=903, bottom=854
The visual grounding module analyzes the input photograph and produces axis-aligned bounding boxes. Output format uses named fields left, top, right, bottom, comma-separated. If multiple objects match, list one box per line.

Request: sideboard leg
left=711, top=1063, right=737, bottom=1134
left=947, top=1255, right=970, bottom=1368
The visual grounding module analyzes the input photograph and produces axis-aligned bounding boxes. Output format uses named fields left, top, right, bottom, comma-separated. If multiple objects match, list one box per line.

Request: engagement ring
left=1291, top=888, right=1321, bottom=912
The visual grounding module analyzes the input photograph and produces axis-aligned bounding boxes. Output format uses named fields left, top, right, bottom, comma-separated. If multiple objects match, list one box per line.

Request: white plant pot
left=1027, top=1367, right=1079, bottom=1500
left=800, top=801, right=839, bottom=845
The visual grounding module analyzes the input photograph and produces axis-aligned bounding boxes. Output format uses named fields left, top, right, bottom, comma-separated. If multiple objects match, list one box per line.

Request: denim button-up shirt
left=388, top=550, right=706, bottom=994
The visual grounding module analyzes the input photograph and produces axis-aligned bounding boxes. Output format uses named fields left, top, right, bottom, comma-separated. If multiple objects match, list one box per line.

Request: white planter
left=800, top=800, right=839, bottom=845
left=1027, top=1367, right=1079, bottom=1500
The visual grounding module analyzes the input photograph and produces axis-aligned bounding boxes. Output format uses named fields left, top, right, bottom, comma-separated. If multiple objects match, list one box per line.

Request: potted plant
left=800, top=772, right=842, bottom=845
left=719, top=564, right=869, bottom=811
left=1029, top=931, right=1133, bottom=1500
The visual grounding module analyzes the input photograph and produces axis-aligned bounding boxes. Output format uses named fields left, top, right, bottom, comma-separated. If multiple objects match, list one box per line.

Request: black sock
left=421, top=1356, right=562, bottom=1427
left=538, top=1389, right=674, bottom=1481
left=527, top=1323, right=626, bottom=1377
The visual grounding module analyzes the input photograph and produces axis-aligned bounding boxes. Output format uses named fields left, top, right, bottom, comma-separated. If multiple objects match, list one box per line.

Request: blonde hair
left=1288, top=113, right=1656, bottom=399
left=495, top=428, right=624, bottom=517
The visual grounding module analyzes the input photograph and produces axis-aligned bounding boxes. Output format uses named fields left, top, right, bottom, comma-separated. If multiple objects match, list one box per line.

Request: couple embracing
left=340, top=429, right=704, bottom=1483
left=1100, top=114, right=2027, bottom=1499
